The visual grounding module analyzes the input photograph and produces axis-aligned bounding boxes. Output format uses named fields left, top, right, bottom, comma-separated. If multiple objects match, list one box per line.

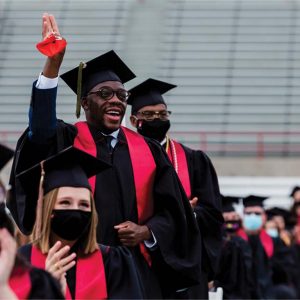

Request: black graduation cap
left=17, top=146, right=111, bottom=195
left=242, top=195, right=268, bottom=208
left=0, top=143, right=14, bottom=171
left=127, top=78, right=177, bottom=114
left=60, top=50, right=136, bottom=118
left=290, top=186, right=300, bottom=198
left=15, top=146, right=111, bottom=233
left=265, top=207, right=290, bottom=220
left=221, top=195, right=240, bottom=212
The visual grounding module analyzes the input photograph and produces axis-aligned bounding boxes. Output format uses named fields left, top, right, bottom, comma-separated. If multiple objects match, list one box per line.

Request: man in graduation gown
left=214, top=195, right=255, bottom=299
left=238, top=195, right=297, bottom=299
left=128, top=78, right=224, bottom=299
left=7, top=13, right=201, bottom=297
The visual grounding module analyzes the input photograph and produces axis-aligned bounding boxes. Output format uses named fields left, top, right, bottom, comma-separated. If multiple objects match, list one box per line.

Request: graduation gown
left=290, top=243, right=300, bottom=298
left=214, top=235, right=255, bottom=299
left=9, top=261, right=64, bottom=299
left=19, top=243, right=157, bottom=299
left=8, top=82, right=202, bottom=295
left=166, top=141, right=223, bottom=299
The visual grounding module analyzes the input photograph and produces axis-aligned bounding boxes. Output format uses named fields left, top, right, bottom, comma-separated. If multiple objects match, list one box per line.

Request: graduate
left=8, top=14, right=201, bottom=297
left=17, top=146, right=157, bottom=299
left=214, top=195, right=255, bottom=299
left=238, top=195, right=297, bottom=299
left=0, top=203, right=64, bottom=299
left=128, top=78, right=223, bottom=299
left=265, top=207, right=292, bottom=246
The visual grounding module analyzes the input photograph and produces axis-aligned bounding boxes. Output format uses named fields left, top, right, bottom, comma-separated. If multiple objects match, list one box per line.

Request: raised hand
left=39, top=13, right=66, bottom=77
left=45, top=241, right=76, bottom=295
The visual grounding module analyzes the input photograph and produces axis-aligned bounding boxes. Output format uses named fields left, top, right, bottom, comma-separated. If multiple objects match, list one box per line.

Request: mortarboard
left=242, top=195, right=268, bottom=208
left=127, top=78, right=177, bottom=114
left=60, top=50, right=136, bottom=118
left=265, top=207, right=290, bottom=220
left=0, top=143, right=14, bottom=171
left=290, top=186, right=300, bottom=198
left=221, top=195, right=240, bottom=212
left=15, top=146, right=111, bottom=233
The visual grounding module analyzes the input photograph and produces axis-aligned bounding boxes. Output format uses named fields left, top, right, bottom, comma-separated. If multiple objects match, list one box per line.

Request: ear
left=81, top=97, right=89, bottom=111
left=130, top=115, right=138, bottom=128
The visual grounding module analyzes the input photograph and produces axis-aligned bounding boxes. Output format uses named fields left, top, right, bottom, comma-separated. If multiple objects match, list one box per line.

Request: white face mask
left=266, top=228, right=279, bottom=238
left=243, top=213, right=263, bottom=231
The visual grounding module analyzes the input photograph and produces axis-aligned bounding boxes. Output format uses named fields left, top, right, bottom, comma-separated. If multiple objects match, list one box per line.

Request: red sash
left=74, top=122, right=97, bottom=194
left=237, top=228, right=274, bottom=258
left=9, top=267, right=32, bottom=299
left=167, top=139, right=191, bottom=199
left=74, top=122, right=156, bottom=265
left=31, top=245, right=107, bottom=299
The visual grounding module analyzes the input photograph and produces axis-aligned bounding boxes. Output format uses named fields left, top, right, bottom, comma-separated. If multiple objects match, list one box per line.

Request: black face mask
left=137, top=119, right=171, bottom=142
left=51, top=209, right=91, bottom=241
left=223, top=220, right=241, bottom=233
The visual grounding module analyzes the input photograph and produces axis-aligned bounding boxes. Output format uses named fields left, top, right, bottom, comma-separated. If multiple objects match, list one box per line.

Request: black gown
left=169, top=143, right=223, bottom=299
left=270, top=237, right=298, bottom=299
left=214, top=235, right=255, bottom=299
left=19, top=243, right=156, bottom=299
left=8, top=83, right=202, bottom=296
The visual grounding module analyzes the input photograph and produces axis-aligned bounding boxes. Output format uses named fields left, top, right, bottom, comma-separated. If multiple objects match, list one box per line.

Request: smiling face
left=82, top=81, right=127, bottom=133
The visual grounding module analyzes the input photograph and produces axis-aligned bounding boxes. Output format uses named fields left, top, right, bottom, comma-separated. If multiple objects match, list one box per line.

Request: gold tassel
left=35, top=160, right=45, bottom=238
left=76, top=62, right=87, bottom=118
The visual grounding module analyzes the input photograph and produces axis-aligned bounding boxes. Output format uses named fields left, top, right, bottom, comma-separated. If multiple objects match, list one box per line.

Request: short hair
left=32, top=187, right=98, bottom=255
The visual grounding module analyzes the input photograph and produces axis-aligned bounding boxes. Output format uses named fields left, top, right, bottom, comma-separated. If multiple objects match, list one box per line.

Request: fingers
left=49, top=14, right=60, bottom=35
left=42, top=13, right=52, bottom=40
left=114, top=221, right=131, bottom=230
left=42, top=13, right=61, bottom=40
left=189, top=197, right=198, bottom=209
left=46, top=241, right=76, bottom=277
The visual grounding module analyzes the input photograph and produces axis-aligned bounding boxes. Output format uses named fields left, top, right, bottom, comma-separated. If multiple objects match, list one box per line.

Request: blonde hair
left=32, top=187, right=98, bottom=255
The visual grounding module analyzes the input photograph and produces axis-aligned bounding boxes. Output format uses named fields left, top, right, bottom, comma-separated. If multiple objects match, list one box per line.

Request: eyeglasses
left=87, top=86, right=130, bottom=102
left=136, top=110, right=172, bottom=121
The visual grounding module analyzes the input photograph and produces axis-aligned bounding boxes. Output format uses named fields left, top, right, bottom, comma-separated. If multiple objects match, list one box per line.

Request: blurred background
left=0, top=0, right=300, bottom=208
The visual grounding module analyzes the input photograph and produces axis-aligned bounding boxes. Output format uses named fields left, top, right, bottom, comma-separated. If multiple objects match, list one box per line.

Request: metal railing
left=2, top=130, right=300, bottom=158
left=170, top=130, right=300, bottom=158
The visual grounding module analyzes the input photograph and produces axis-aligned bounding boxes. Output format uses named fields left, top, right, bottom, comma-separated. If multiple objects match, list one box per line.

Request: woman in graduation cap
left=17, top=146, right=156, bottom=299
left=0, top=202, right=64, bottom=299
left=8, top=13, right=202, bottom=298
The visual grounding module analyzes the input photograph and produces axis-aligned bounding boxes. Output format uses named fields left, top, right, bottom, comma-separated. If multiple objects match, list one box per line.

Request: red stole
left=237, top=228, right=274, bottom=258
left=166, top=139, right=191, bottom=199
left=74, top=122, right=156, bottom=265
left=74, top=122, right=97, bottom=194
left=31, top=245, right=107, bottom=299
left=9, top=267, right=32, bottom=299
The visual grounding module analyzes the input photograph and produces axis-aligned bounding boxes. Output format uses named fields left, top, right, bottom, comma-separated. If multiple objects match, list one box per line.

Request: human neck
left=50, top=233, right=77, bottom=249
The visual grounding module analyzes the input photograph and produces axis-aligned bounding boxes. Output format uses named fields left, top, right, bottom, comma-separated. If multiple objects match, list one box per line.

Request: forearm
left=28, top=79, right=58, bottom=143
